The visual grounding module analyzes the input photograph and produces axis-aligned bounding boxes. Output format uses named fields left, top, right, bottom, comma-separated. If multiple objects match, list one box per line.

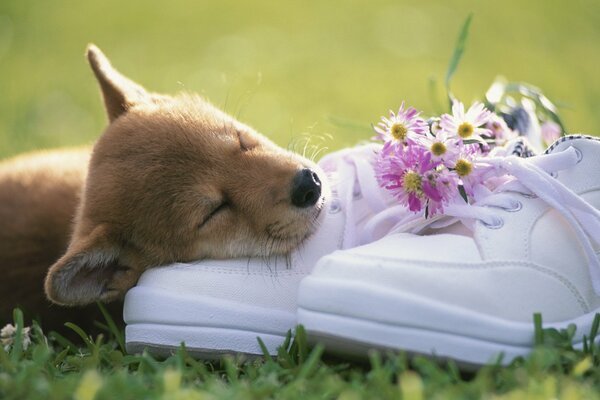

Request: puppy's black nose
left=291, top=168, right=322, bottom=208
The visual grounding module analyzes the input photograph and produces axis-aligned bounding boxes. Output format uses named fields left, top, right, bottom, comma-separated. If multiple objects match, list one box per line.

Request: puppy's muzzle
left=291, top=168, right=322, bottom=208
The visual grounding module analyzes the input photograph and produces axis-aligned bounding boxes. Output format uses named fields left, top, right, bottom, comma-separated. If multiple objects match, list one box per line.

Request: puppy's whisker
left=287, top=135, right=305, bottom=154
left=311, top=145, right=329, bottom=162
left=301, top=135, right=312, bottom=159
left=222, top=86, right=232, bottom=114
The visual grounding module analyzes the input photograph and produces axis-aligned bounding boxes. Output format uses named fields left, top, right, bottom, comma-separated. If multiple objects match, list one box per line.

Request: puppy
left=0, top=45, right=326, bottom=332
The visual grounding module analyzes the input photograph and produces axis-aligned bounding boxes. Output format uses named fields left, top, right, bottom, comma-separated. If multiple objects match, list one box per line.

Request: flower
left=422, top=168, right=460, bottom=215
left=375, top=146, right=457, bottom=214
left=374, top=102, right=428, bottom=155
left=372, top=90, right=564, bottom=219
left=440, top=101, right=492, bottom=143
left=420, top=129, right=461, bottom=166
left=74, top=370, right=103, bottom=400
left=484, top=114, right=517, bottom=146
left=1, top=323, right=31, bottom=352
left=375, top=146, right=430, bottom=212
left=447, top=149, right=490, bottom=200
left=541, top=120, right=562, bottom=146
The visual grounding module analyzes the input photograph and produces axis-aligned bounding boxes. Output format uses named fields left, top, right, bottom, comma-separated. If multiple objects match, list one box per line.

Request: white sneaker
left=298, top=135, right=600, bottom=366
left=124, top=144, right=409, bottom=357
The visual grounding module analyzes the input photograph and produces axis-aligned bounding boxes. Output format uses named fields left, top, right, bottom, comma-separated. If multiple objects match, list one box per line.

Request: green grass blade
left=294, top=325, right=308, bottom=365
left=10, top=309, right=24, bottom=363
left=589, top=313, right=599, bottom=342
left=297, top=344, right=324, bottom=379
left=64, top=322, right=95, bottom=351
left=256, top=336, right=274, bottom=363
left=445, top=13, right=473, bottom=105
left=533, top=313, right=544, bottom=346
left=49, top=331, right=77, bottom=353
left=0, top=343, right=14, bottom=373
left=96, top=302, right=126, bottom=353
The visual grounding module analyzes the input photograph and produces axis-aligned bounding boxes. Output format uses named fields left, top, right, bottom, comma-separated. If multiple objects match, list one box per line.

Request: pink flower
left=447, top=149, right=489, bottom=200
left=440, top=101, right=493, bottom=143
left=484, top=114, right=517, bottom=146
left=375, top=146, right=456, bottom=215
left=371, top=97, right=548, bottom=218
left=541, top=121, right=562, bottom=146
left=422, top=168, right=460, bottom=215
left=420, top=129, right=461, bottom=166
left=374, top=102, right=428, bottom=155
left=375, top=146, right=431, bottom=212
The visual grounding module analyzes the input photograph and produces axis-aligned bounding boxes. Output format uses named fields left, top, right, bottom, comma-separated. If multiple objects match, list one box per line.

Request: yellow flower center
left=455, top=159, right=473, bottom=177
left=403, top=171, right=422, bottom=193
left=458, top=122, right=474, bottom=138
left=430, top=142, right=447, bottom=156
left=390, top=123, right=408, bottom=141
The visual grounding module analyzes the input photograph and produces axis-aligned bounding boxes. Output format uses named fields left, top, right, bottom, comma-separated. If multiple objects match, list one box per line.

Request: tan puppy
left=0, top=45, right=326, bottom=331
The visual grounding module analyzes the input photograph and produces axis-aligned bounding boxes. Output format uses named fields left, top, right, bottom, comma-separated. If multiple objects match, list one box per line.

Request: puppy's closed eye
left=199, top=201, right=230, bottom=229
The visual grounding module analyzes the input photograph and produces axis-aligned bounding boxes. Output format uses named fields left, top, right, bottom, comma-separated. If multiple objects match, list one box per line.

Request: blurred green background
left=0, top=0, right=599, bottom=159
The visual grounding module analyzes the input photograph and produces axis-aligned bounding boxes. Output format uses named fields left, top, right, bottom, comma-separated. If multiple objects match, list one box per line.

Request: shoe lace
left=440, top=145, right=600, bottom=295
left=321, top=144, right=423, bottom=248
left=324, top=143, right=600, bottom=295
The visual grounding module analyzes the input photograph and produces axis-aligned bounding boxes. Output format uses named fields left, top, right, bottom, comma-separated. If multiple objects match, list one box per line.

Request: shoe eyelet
left=505, top=201, right=522, bottom=212
left=550, top=171, right=558, bottom=178
left=329, top=199, right=342, bottom=214
left=520, top=192, right=538, bottom=199
left=481, top=217, right=504, bottom=229
left=573, top=146, right=583, bottom=164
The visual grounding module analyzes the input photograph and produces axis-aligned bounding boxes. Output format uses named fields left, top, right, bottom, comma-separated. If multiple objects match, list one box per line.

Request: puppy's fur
left=0, top=46, right=326, bottom=331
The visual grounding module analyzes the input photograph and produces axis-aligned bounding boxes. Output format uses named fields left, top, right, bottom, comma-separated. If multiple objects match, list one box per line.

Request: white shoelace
left=440, top=146, right=600, bottom=295
left=321, top=145, right=423, bottom=248
left=325, top=144, right=600, bottom=295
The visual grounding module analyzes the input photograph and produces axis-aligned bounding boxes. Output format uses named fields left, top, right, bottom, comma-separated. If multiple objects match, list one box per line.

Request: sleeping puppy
left=0, top=45, right=326, bottom=332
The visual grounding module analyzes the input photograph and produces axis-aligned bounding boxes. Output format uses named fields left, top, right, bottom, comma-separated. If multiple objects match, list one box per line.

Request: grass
left=3, top=1, right=600, bottom=398
left=3, top=308, right=600, bottom=399
left=1, top=0, right=600, bottom=160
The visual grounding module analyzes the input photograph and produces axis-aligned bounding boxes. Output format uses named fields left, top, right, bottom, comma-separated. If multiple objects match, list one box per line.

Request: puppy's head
left=45, top=45, right=328, bottom=305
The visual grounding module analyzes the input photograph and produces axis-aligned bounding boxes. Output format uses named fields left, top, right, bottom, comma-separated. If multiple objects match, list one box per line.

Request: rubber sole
left=126, top=324, right=288, bottom=359
left=297, top=276, right=599, bottom=366
left=124, top=286, right=295, bottom=358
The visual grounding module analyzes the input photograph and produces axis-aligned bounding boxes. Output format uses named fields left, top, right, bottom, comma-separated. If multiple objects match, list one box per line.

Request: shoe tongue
left=418, top=217, right=475, bottom=238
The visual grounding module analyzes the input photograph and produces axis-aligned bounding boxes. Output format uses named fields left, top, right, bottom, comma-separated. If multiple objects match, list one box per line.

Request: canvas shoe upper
left=124, top=143, right=409, bottom=357
left=298, top=135, right=600, bottom=366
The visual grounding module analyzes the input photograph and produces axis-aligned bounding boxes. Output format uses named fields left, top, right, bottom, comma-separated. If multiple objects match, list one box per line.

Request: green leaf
left=462, top=138, right=487, bottom=145
left=445, top=13, right=473, bottom=106
left=457, top=185, right=469, bottom=203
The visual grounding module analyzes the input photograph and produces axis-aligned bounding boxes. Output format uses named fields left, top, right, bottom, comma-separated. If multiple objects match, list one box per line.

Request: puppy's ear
left=44, top=225, right=133, bottom=306
left=86, top=44, right=149, bottom=122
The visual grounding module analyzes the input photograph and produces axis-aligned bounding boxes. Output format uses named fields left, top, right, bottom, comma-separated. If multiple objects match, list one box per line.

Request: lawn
left=2, top=0, right=600, bottom=398
left=1, top=0, right=600, bottom=159
left=2, top=308, right=600, bottom=399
